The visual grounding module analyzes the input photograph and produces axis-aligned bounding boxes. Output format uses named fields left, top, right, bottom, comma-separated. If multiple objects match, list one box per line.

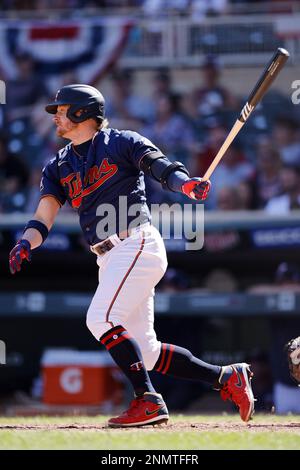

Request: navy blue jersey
left=40, top=128, right=164, bottom=245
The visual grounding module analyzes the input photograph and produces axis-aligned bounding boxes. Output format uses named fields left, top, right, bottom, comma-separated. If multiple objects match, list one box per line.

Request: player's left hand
left=181, top=177, right=211, bottom=201
left=9, top=239, right=32, bottom=274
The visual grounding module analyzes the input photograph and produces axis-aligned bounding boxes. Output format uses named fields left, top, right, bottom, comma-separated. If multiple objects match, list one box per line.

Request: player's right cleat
left=108, top=392, right=169, bottom=428
left=218, top=363, right=255, bottom=422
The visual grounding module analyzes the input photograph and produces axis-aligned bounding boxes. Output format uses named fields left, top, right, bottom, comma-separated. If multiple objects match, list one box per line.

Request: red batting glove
left=181, top=177, right=211, bottom=201
left=9, top=239, right=32, bottom=274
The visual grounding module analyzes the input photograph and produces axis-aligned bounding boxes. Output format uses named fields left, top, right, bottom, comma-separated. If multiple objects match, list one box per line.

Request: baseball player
left=9, top=84, right=254, bottom=426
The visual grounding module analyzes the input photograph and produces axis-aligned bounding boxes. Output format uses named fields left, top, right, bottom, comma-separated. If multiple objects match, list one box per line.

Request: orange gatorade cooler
left=42, top=349, right=122, bottom=405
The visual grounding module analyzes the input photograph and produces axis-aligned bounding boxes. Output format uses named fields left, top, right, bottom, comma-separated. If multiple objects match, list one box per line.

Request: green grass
left=0, top=415, right=300, bottom=450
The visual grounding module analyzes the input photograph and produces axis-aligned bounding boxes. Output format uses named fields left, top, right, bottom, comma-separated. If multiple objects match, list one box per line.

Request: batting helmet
left=45, top=84, right=105, bottom=123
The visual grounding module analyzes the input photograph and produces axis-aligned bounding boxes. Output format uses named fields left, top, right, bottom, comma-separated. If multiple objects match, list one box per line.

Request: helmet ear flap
left=66, top=104, right=86, bottom=123
left=66, top=103, right=104, bottom=123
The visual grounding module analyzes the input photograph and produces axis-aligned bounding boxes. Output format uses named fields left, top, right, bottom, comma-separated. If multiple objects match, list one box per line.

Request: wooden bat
left=203, top=47, right=290, bottom=181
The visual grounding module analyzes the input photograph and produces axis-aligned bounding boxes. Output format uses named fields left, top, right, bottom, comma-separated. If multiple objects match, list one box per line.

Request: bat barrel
left=202, top=48, right=289, bottom=181
left=239, top=47, right=290, bottom=123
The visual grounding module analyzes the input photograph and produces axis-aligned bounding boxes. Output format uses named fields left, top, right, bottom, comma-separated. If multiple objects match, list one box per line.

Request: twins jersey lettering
left=40, top=129, right=163, bottom=244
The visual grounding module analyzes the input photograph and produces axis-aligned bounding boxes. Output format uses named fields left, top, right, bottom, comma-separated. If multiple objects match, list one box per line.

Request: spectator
left=203, top=268, right=238, bottom=292
left=157, top=268, right=191, bottom=292
left=142, top=93, right=199, bottom=204
left=190, top=120, right=227, bottom=176
left=24, top=167, right=43, bottom=213
left=272, top=116, right=300, bottom=166
left=150, top=69, right=175, bottom=120
left=142, top=93, right=197, bottom=162
left=6, top=51, right=49, bottom=118
left=216, top=183, right=254, bottom=211
left=216, top=186, right=240, bottom=211
left=249, top=262, right=300, bottom=295
left=254, top=137, right=282, bottom=208
left=265, top=164, right=300, bottom=214
left=190, top=0, right=229, bottom=19
left=192, top=55, right=238, bottom=119
left=105, top=69, right=155, bottom=130
left=0, top=134, right=29, bottom=212
left=204, top=186, right=242, bottom=254
left=236, top=181, right=255, bottom=210
left=5, top=52, right=50, bottom=167
left=152, top=69, right=172, bottom=102
left=25, top=166, right=74, bottom=214
left=207, top=142, right=255, bottom=209
left=275, top=262, right=300, bottom=289
left=142, top=0, right=190, bottom=16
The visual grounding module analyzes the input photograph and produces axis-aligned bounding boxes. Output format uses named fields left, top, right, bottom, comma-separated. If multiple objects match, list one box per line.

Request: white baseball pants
left=86, top=224, right=168, bottom=370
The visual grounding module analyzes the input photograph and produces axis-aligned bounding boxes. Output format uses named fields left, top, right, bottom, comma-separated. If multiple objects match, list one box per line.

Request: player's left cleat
left=218, top=362, right=255, bottom=422
left=108, top=392, right=169, bottom=428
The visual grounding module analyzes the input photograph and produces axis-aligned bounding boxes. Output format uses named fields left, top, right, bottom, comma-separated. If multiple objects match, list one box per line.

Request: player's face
left=54, top=105, right=77, bottom=138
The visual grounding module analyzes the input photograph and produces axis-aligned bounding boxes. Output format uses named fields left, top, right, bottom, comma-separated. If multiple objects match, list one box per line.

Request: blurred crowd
left=1, top=51, right=300, bottom=215
left=0, top=0, right=294, bottom=15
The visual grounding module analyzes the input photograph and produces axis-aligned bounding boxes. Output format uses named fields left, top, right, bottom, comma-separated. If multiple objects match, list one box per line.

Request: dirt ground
left=1, top=421, right=300, bottom=433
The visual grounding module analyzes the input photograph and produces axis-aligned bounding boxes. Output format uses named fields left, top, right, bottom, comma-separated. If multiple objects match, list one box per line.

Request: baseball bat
left=202, top=47, right=290, bottom=181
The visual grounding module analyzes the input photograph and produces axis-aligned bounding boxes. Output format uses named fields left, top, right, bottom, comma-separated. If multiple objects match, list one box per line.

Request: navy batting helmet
left=45, top=84, right=105, bottom=123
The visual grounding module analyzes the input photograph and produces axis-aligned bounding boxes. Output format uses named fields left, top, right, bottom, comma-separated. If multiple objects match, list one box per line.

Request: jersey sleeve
left=40, top=157, right=67, bottom=206
left=118, top=130, right=164, bottom=170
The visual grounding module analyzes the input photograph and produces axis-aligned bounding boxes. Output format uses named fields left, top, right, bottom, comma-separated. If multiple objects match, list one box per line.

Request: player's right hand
left=9, top=239, right=32, bottom=274
left=181, top=177, right=211, bottom=201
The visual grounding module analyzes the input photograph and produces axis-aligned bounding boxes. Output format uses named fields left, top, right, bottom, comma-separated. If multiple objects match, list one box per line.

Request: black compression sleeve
left=151, top=158, right=189, bottom=192
left=167, top=170, right=190, bottom=192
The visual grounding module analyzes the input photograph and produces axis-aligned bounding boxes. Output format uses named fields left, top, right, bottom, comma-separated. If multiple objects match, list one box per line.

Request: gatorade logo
left=59, top=367, right=83, bottom=394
